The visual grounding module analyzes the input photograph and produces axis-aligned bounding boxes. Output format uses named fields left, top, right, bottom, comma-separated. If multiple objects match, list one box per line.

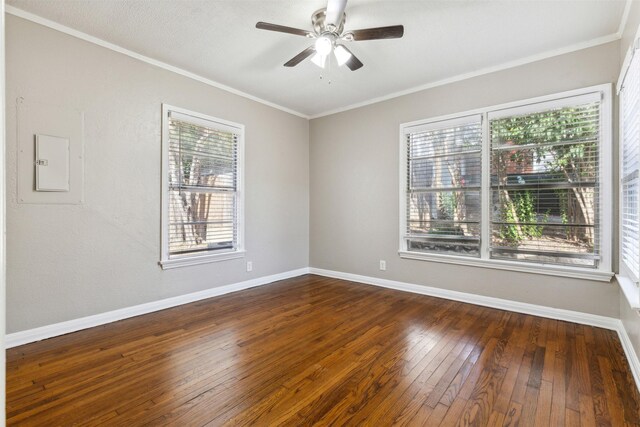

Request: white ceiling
left=6, top=0, right=629, bottom=117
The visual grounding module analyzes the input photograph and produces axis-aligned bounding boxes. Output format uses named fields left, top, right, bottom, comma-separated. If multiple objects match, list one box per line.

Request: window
left=405, top=115, right=482, bottom=257
left=489, top=99, right=601, bottom=267
left=400, top=85, right=612, bottom=281
left=620, top=45, right=640, bottom=285
left=160, top=105, right=244, bottom=269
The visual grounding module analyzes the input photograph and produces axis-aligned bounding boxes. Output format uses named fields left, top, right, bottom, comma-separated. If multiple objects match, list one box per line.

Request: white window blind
left=620, top=49, right=640, bottom=283
left=404, top=115, right=482, bottom=257
left=400, top=86, right=612, bottom=279
left=166, top=111, right=240, bottom=259
left=489, top=99, right=601, bottom=267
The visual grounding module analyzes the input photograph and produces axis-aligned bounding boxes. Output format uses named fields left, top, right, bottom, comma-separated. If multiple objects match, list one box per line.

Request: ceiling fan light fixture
left=334, top=45, right=352, bottom=66
left=311, top=52, right=327, bottom=68
left=256, top=0, right=405, bottom=71
left=314, top=36, right=333, bottom=56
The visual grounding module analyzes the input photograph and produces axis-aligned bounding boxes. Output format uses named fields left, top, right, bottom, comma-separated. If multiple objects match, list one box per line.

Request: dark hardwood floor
left=7, top=274, right=640, bottom=426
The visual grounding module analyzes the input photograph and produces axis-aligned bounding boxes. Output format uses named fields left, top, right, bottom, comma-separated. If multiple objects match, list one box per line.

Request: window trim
left=159, top=104, right=245, bottom=270
left=399, top=84, right=613, bottom=282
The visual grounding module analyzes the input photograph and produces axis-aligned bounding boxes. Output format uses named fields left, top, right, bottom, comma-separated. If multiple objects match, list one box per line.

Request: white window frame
left=399, top=84, right=613, bottom=282
left=159, top=104, right=245, bottom=269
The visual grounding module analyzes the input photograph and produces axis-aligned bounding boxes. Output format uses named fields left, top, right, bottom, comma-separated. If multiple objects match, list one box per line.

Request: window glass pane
left=623, top=52, right=640, bottom=177
left=407, top=190, right=481, bottom=256
left=167, top=117, right=239, bottom=258
left=406, top=119, right=482, bottom=257
left=490, top=189, right=597, bottom=267
left=621, top=52, right=640, bottom=281
left=168, top=189, right=236, bottom=255
left=622, top=177, right=639, bottom=276
left=489, top=102, right=600, bottom=267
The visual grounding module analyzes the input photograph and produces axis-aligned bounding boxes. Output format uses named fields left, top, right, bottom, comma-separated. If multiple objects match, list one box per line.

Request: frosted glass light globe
left=315, top=36, right=333, bottom=56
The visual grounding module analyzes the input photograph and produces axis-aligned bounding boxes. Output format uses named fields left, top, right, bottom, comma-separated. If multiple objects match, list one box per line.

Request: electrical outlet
left=379, top=260, right=386, bottom=271
left=246, top=261, right=253, bottom=272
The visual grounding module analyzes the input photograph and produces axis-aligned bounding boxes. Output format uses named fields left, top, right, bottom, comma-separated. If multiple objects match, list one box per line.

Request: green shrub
left=499, top=190, right=544, bottom=244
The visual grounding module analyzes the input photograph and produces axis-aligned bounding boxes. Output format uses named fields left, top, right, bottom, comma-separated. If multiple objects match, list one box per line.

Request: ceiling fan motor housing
left=312, top=8, right=346, bottom=36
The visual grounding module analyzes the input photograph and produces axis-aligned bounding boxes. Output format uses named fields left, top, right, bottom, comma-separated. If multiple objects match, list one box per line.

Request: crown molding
left=309, top=32, right=621, bottom=119
left=4, top=5, right=310, bottom=120
left=617, top=0, right=633, bottom=38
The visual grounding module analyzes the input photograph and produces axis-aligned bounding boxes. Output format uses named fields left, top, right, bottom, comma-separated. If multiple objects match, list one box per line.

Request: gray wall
left=310, top=41, right=621, bottom=317
left=619, top=1, right=640, bottom=361
left=6, top=15, right=309, bottom=333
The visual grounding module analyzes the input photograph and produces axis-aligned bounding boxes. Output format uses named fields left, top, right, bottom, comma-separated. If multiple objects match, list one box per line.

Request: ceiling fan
left=255, top=0, right=404, bottom=71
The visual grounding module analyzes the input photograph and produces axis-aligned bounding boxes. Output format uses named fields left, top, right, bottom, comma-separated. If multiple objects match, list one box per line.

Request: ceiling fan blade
left=284, top=46, right=316, bottom=67
left=256, top=22, right=313, bottom=37
left=337, top=45, right=363, bottom=71
left=348, top=25, right=404, bottom=41
left=325, top=0, right=347, bottom=28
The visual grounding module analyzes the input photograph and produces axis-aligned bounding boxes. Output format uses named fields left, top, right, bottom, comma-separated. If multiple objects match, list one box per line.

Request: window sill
left=617, top=274, right=640, bottom=310
left=160, top=250, right=245, bottom=270
left=398, top=250, right=614, bottom=282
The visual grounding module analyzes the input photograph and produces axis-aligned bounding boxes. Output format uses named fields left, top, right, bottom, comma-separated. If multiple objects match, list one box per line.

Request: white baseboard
left=615, top=319, right=640, bottom=392
left=309, top=268, right=619, bottom=329
left=309, top=267, right=640, bottom=391
left=6, top=267, right=310, bottom=348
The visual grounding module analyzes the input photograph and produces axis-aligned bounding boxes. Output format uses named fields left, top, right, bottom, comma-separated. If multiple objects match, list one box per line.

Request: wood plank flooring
left=7, top=274, right=640, bottom=426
